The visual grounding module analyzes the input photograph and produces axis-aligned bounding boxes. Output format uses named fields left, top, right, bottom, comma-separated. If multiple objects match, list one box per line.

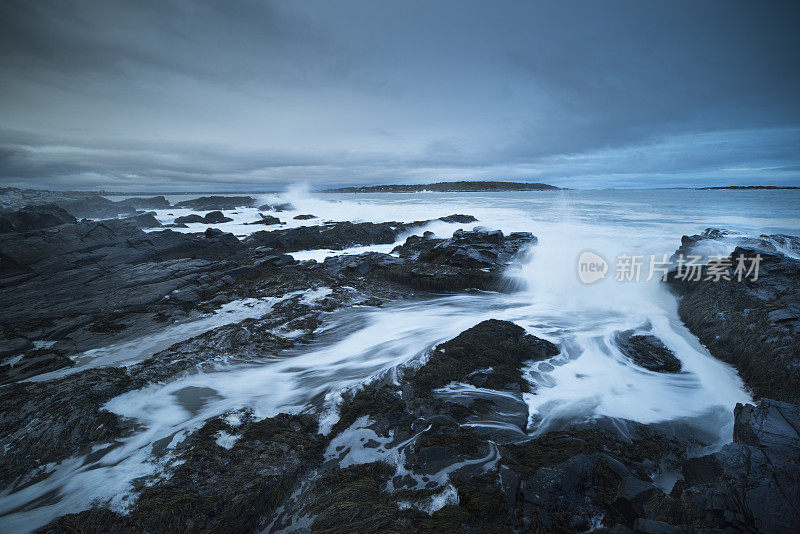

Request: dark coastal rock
left=665, top=399, right=800, bottom=533
left=258, top=202, right=295, bottom=212
left=174, top=210, right=233, bottom=224
left=1, top=280, right=346, bottom=488
left=616, top=331, right=682, bottom=373
left=293, top=213, right=317, bottom=220
left=672, top=227, right=800, bottom=261
left=245, top=220, right=423, bottom=252
left=0, top=367, right=140, bottom=488
left=0, top=204, right=77, bottom=233
left=267, top=320, right=559, bottom=532
left=0, top=187, right=103, bottom=212
left=55, top=196, right=139, bottom=219
left=173, top=213, right=204, bottom=223
left=439, top=214, right=478, bottom=223
left=119, top=195, right=171, bottom=209
left=245, top=213, right=282, bottom=225
left=268, top=320, right=697, bottom=533
left=666, top=238, right=800, bottom=402
left=318, top=229, right=535, bottom=292
left=0, top=218, right=249, bottom=372
left=316, top=230, right=536, bottom=291
left=122, top=212, right=162, bottom=228
left=412, top=319, right=558, bottom=395
left=174, top=195, right=256, bottom=210
left=40, top=413, right=323, bottom=534
left=664, top=231, right=800, bottom=530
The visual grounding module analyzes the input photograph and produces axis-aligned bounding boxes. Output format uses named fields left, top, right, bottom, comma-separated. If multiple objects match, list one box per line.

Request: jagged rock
left=293, top=214, right=317, bottom=220
left=0, top=204, right=77, bottom=233
left=174, top=196, right=255, bottom=210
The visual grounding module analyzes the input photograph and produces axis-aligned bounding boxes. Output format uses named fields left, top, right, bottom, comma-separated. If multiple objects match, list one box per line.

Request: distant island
left=696, top=185, right=800, bottom=190
left=323, top=180, right=562, bottom=193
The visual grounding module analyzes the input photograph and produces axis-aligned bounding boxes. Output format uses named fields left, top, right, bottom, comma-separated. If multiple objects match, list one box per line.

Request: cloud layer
left=1, top=0, right=799, bottom=190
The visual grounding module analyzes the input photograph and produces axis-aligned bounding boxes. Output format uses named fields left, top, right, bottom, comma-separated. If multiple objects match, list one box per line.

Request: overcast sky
left=1, top=0, right=799, bottom=191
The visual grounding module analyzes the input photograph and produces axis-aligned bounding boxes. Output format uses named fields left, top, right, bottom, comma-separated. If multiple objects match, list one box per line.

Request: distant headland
left=323, top=180, right=562, bottom=193
left=696, top=185, right=800, bottom=190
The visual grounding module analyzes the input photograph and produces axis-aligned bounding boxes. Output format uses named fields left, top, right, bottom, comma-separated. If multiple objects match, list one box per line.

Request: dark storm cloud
left=0, top=0, right=798, bottom=190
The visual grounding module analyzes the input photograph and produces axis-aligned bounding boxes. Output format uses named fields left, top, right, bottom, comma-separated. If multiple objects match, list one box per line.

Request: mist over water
left=2, top=189, right=799, bottom=531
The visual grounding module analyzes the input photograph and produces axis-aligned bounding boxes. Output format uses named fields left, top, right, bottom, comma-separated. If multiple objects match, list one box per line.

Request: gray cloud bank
left=1, top=0, right=798, bottom=190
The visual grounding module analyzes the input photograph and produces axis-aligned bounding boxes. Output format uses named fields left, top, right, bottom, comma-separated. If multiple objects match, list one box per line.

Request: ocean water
left=2, top=188, right=799, bottom=531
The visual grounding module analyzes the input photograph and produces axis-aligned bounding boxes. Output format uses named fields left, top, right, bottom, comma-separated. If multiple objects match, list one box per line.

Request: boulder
left=174, top=211, right=233, bottom=224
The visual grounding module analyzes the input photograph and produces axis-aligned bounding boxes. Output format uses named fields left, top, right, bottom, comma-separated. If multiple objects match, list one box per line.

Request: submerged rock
left=294, top=214, right=317, bottom=220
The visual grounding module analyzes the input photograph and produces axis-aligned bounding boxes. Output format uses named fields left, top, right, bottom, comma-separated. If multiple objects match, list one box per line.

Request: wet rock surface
left=666, top=230, right=800, bottom=403
left=245, top=220, right=425, bottom=252
left=26, top=313, right=800, bottom=534
left=323, top=229, right=535, bottom=292
left=665, top=399, right=800, bottom=533
left=0, top=217, right=251, bottom=378
left=39, top=413, right=323, bottom=534
left=4, top=199, right=800, bottom=533
left=616, top=331, right=682, bottom=373
left=246, top=213, right=283, bottom=225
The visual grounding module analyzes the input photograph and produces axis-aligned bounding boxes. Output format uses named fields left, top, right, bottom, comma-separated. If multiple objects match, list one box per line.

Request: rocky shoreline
left=0, top=195, right=798, bottom=533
